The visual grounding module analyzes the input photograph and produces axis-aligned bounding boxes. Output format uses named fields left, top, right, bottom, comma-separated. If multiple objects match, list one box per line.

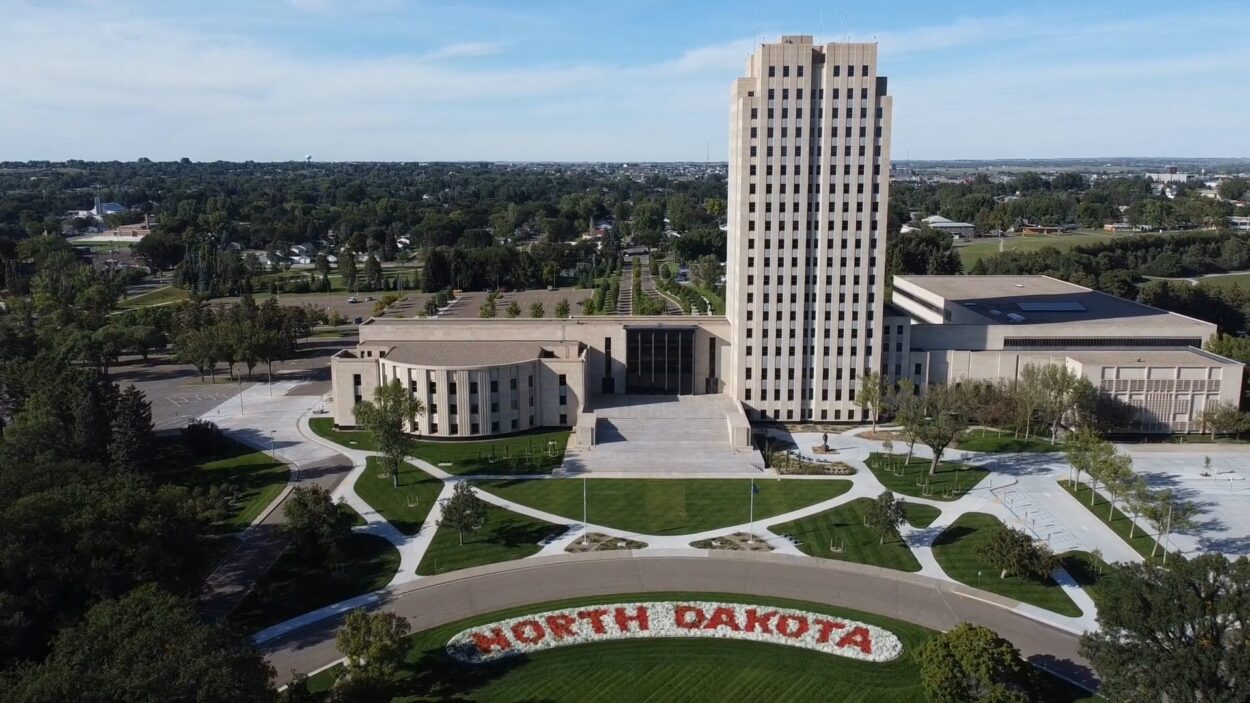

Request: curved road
left=261, top=552, right=1096, bottom=689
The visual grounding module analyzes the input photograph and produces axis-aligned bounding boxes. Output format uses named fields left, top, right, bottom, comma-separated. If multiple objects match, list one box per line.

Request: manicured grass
left=902, top=502, right=941, bottom=528
left=956, top=430, right=1057, bottom=453
left=232, top=533, right=399, bottom=631
left=1059, top=550, right=1113, bottom=613
left=769, top=498, right=922, bottom=572
left=309, top=417, right=382, bottom=451
left=1059, top=481, right=1167, bottom=562
left=415, top=431, right=569, bottom=476
left=957, top=233, right=1119, bottom=267
left=1194, top=272, right=1250, bottom=289
left=160, top=438, right=289, bottom=531
left=308, top=418, right=568, bottom=475
left=305, top=592, right=1094, bottom=702
left=415, top=502, right=566, bottom=576
left=475, top=478, right=851, bottom=536
left=116, top=285, right=190, bottom=309
left=865, top=453, right=989, bottom=502
left=354, top=457, right=444, bottom=535
left=931, top=513, right=1082, bottom=617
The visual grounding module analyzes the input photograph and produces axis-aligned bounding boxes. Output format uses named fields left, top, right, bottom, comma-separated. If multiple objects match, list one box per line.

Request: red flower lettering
left=471, top=627, right=512, bottom=654
left=577, top=609, right=610, bottom=634
left=835, top=626, right=874, bottom=655
left=775, top=614, right=810, bottom=638
left=613, top=606, right=650, bottom=633
left=703, top=606, right=742, bottom=632
left=674, top=605, right=707, bottom=629
left=510, top=619, right=545, bottom=644
left=813, top=619, right=846, bottom=644
left=744, top=609, right=777, bottom=634
left=544, top=614, right=578, bottom=640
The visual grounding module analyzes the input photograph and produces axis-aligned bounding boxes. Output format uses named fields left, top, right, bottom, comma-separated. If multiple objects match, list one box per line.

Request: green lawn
left=957, top=233, right=1118, bottom=267
left=1059, top=550, right=1113, bottom=613
left=160, top=439, right=289, bottom=531
left=475, top=478, right=852, bottom=536
left=769, top=498, right=922, bottom=572
left=305, top=592, right=1094, bottom=702
left=415, top=502, right=566, bottom=576
left=1192, top=272, right=1250, bottom=289
left=354, top=457, right=445, bottom=535
left=931, top=513, right=1082, bottom=617
left=231, top=533, right=400, bottom=631
left=116, top=285, right=190, bottom=309
left=956, top=430, right=1057, bottom=453
left=902, top=502, right=941, bottom=528
left=864, top=454, right=989, bottom=502
left=1059, top=481, right=1167, bottom=562
left=308, top=418, right=568, bottom=475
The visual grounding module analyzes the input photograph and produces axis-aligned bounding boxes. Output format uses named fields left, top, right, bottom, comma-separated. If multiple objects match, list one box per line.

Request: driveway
left=260, top=552, right=1095, bottom=690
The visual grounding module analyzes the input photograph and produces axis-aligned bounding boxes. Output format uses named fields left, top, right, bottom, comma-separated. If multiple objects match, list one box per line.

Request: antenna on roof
left=844, top=2, right=850, bottom=42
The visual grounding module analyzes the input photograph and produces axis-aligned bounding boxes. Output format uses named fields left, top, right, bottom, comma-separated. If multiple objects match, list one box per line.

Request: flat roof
left=895, top=275, right=1212, bottom=332
left=383, top=341, right=549, bottom=367
left=1064, top=349, right=1240, bottom=368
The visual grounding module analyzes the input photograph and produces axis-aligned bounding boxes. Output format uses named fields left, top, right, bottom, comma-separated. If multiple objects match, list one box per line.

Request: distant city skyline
left=2, top=0, right=1248, bottom=162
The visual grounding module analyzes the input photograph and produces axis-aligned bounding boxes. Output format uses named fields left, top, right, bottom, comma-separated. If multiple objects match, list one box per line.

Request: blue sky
left=2, top=0, right=1248, bottom=161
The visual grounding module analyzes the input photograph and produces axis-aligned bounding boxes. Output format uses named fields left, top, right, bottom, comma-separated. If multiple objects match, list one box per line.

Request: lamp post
left=269, top=430, right=276, bottom=461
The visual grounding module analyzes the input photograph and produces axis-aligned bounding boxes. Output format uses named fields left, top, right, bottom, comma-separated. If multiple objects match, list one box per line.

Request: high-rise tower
left=726, top=36, right=892, bottom=423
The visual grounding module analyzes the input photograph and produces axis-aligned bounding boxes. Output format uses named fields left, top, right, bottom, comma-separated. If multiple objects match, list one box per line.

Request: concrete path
left=259, top=552, right=1097, bottom=691
left=197, top=382, right=353, bottom=618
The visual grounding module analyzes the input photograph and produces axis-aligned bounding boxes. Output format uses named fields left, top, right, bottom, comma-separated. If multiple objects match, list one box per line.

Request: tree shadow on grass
left=400, top=646, right=542, bottom=701
left=931, top=525, right=976, bottom=548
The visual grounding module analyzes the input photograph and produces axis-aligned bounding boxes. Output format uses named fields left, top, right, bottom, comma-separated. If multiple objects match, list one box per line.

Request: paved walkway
left=228, top=403, right=1250, bottom=692
left=197, top=382, right=353, bottom=618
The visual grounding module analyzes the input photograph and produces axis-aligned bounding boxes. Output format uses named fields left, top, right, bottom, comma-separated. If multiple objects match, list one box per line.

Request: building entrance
left=625, top=327, right=694, bottom=395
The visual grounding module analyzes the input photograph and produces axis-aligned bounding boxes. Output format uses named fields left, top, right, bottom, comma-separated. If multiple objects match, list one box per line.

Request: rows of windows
left=766, top=63, right=871, bottom=79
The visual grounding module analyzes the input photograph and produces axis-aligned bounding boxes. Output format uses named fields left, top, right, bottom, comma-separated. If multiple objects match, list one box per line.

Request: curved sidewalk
left=259, top=551, right=1096, bottom=690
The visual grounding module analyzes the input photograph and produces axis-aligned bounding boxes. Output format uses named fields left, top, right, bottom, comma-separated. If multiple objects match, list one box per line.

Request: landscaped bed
left=1059, top=481, right=1167, bottom=562
left=931, top=512, right=1082, bottom=617
left=415, top=502, right=567, bottom=576
left=565, top=533, right=646, bottom=552
left=865, top=453, right=989, bottom=501
left=691, top=532, right=774, bottom=551
left=769, top=498, right=922, bottom=573
left=304, top=592, right=1094, bottom=702
left=474, top=478, right=852, bottom=536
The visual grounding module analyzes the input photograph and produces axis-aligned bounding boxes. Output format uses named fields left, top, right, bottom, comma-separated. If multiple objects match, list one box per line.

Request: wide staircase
left=562, top=395, right=762, bottom=474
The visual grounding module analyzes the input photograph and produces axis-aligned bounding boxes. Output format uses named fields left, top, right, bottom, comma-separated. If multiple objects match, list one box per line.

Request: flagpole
left=749, top=477, right=755, bottom=543
left=583, top=477, right=588, bottom=540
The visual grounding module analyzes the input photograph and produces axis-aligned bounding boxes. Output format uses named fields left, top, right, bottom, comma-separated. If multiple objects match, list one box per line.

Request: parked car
left=347, top=296, right=359, bottom=303
left=365, top=295, right=376, bottom=301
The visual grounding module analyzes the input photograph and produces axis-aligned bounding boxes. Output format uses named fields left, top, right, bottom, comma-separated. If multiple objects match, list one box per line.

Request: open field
left=476, top=477, right=852, bottom=536
left=304, top=592, right=1094, bottom=702
left=932, top=512, right=1082, bottom=617
left=864, top=454, right=989, bottom=501
left=955, top=229, right=1200, bottom=267
left=116, top=285, right=190, bottom=309
left=769, top=498, right=922, bottom=572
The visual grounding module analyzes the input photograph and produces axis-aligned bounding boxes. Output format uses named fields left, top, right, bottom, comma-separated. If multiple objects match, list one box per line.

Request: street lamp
left=269, top=430, right=276, bottom=461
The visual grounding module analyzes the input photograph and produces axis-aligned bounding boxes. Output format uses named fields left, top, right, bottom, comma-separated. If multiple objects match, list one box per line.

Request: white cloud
left=420, top=42, right=508, bottom=61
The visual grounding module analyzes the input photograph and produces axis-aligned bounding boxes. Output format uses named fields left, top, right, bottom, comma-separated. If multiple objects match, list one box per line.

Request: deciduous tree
left=917, top=623, right=1031, bottom=703
left=1079, top=554, right=1250, bottom=702
left=439, top=482, right=488, bottom=546
left=353, top=379, right=424, bottom=488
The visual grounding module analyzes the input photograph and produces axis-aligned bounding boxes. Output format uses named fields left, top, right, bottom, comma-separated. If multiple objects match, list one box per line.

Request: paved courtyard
left=563, top=394, right=762, bottom=474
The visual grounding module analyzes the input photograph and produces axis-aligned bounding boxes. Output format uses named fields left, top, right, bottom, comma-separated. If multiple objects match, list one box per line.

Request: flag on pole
left=751, top=482, right=760, bottom=495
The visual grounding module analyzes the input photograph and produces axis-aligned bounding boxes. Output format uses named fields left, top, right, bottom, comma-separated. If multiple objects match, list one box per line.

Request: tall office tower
left=726, top=36, right=892, bottom=423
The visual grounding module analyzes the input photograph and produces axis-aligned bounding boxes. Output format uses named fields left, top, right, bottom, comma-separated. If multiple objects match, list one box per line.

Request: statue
left=821, top=433, right=829, bottom=451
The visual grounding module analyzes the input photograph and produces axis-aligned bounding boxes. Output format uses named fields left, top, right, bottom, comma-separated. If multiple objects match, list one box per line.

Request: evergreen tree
left=108, top=385, right=154, bottom=474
